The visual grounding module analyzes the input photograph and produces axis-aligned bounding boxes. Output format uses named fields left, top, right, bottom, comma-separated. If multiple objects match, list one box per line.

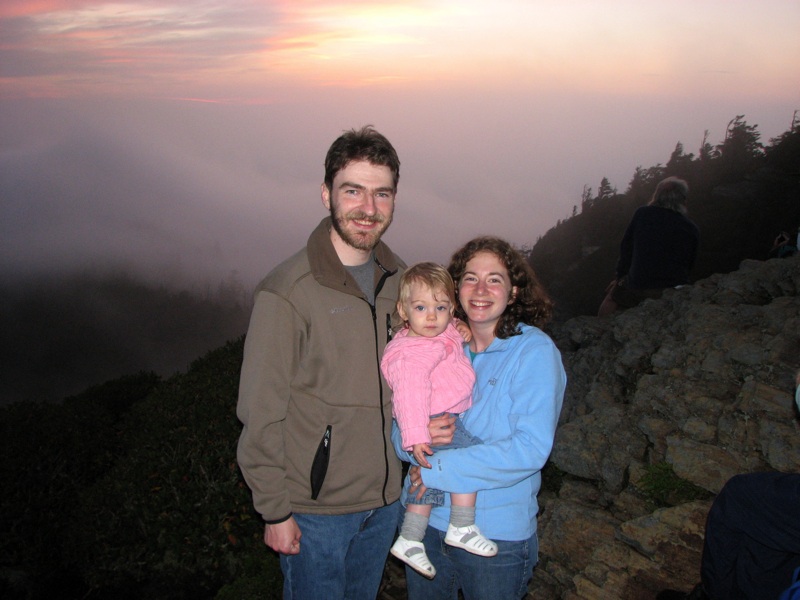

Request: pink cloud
left=0, top=0, right=97, bottom=19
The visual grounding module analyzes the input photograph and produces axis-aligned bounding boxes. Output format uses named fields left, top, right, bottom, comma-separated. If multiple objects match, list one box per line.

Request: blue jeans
left=280, top=501, right=401, bottom=600
left=405, top=525, right=539, bottom=599
left=404, top=416, right=482, bottom=507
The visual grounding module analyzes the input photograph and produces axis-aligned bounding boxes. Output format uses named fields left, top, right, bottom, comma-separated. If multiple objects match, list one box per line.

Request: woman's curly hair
left=448, top=236, right=554, bottom=339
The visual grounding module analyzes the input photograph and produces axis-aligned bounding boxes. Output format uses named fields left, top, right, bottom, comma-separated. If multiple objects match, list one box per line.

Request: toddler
left=381, top=262, right=497, bottom=579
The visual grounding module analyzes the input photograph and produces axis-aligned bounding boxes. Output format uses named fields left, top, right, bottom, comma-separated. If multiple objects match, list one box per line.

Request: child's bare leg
left=450, top=492, right=476, bottom=507
left=407, top=503, right=433, bottom=516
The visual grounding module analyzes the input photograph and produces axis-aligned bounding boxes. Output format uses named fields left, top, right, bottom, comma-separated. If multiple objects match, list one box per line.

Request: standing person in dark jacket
left=236, top=126, right=452, bottom=599
left=598, top=176, right=700, bottom=317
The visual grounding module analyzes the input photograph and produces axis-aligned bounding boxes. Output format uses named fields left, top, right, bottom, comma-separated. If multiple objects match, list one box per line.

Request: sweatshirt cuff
left=265, top=512, right=293, bottom=525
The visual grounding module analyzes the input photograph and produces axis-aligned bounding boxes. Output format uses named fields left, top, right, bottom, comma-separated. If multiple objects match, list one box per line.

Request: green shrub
left=66, top=338, right=269, bottom=599
left=214, top=555, right=283, bottom=600
left=0, top=371, right=160, bottom=599
left=637, top=462, right=711, bottom=507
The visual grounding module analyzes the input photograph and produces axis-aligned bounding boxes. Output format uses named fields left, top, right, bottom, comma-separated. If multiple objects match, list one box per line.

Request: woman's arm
left=419, top=334, right=566, bottom=494
left=391, top=414, right=456, bottom=463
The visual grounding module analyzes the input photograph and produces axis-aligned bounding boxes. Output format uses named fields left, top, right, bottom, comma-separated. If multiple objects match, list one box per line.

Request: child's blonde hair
left=398, top=262, right=456, bottom=307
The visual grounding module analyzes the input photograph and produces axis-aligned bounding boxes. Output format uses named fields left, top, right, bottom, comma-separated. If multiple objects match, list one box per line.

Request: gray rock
left=531, top=255, right=800, bottom=598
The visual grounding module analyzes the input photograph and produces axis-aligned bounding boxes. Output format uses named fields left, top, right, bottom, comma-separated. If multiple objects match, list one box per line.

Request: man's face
left=322, top=160, right=395, bottom=252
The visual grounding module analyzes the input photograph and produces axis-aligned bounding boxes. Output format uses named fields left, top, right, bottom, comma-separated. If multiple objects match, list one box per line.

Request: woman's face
left=457, top=250, right=516, bottom=330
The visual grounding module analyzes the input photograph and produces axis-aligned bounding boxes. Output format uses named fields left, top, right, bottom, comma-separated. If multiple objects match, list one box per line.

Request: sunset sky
left=2, top=0, right=799, bottom=288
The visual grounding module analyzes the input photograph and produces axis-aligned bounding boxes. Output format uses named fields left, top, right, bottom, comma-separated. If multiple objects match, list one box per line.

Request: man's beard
left=330, top=203, right=393, bottom=251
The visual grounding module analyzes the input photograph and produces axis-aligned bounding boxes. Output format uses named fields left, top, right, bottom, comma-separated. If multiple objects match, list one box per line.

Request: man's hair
left=448, top=236, right=554, bottom=339
left=324, top=125, right=400, bottom=191
left=649, top=176, right=689, bottom=214
left=398, top=262, right=456, bottom=308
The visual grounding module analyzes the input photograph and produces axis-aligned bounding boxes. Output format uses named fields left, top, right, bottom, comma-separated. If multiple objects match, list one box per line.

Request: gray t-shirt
left=346, top=255, right=375, bottom=306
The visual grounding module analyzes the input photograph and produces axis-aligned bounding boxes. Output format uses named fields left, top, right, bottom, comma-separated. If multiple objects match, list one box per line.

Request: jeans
left=280, top=501, right=401, bottom=600
left=404, top=416, right=482, bottom=507
left=405, top=525, right=538, bottom=600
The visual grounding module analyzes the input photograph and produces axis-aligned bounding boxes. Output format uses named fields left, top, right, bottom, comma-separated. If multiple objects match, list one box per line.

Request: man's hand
left=264, top=517, right=302, bottom=555
left=428, top=413, right=456, bottom=447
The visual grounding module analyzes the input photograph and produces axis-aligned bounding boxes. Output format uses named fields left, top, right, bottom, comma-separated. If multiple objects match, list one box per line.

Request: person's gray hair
left=649, top=176, right=689, bottom=214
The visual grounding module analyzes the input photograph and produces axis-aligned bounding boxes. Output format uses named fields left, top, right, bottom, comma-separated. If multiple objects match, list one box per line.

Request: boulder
left=530, top=255, right=800, bottom=598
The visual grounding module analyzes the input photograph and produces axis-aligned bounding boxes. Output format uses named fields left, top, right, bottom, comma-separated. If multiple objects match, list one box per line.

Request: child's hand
left=454, top=318, right=472, bottom=343
left=412, top=443, right=433, bottom=469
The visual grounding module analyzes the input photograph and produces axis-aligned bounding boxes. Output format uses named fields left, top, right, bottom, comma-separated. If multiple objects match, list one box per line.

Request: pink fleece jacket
left=381, top=321, right=475, bottom=450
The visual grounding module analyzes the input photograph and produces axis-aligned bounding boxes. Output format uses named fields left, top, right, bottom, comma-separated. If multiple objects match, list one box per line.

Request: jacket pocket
left=310, top=425, right=332, bottom=500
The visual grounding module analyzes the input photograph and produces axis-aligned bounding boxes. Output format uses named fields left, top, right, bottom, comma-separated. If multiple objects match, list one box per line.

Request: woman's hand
left=454, top=318, right=473, bottom=343
left=428, top=413, right=455, bottom=446
left=408, top=465, right=428, bottom=500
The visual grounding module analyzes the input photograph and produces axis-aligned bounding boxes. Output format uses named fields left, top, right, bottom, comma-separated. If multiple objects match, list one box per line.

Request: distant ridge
left=529, top=115, right=800, bottom=319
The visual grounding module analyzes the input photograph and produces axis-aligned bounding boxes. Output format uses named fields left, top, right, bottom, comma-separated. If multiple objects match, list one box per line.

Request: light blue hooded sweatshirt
left=393, top=323, right=566, bottom=541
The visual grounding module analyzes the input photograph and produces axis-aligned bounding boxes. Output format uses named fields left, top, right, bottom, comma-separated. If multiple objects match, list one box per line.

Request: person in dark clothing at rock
left=598, top=176, right=700, bottom=317
left=698, top=370, right=800, bottom=599
left=699, top=471, right=800, bottom=599
left=659, top=371, right=800, bottom=600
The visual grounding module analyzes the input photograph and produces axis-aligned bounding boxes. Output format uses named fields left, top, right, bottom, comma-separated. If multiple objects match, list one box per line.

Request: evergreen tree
left=580, top=184, right=593, bottom=212
left=698, top=130, right=716, bottom=163
left=764, top=115, right=800, bottom=174
left=666, top=142, right=695, bottom=179
left=626, top=165, right=665, bottom=203
left=596, top=177, right=616, bottom=202
left=715, top=115, right=763, bottom=177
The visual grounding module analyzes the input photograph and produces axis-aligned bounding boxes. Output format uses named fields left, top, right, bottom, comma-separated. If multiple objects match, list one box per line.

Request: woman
left=598, top=176, right=700, bottom=317
left=394, top=236, right=567, bottom=599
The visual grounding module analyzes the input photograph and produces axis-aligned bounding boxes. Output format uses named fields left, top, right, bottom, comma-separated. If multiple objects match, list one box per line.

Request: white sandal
left=390, top=535, right=436, bottom=579
left=444, top=523, right=498, bottom=557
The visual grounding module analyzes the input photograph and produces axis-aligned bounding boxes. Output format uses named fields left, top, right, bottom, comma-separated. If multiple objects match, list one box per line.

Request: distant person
left=598, top=176, right=699, bottom=317
left=382, top=262, right=497, bottom=580
left=769, top=229, right=798, bottom=259
left=237, top=125, right=431, bottom=599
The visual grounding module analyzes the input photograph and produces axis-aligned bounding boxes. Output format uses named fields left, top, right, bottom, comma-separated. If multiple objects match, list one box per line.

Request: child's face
left=397, top=281, right=454, bottom=338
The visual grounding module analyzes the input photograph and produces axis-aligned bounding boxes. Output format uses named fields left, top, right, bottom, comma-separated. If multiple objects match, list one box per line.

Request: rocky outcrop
left=531, top=256, right=800, bottom=599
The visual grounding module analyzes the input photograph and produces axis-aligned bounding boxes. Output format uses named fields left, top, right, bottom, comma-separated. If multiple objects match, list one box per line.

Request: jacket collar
left=307, top=217, right=399, bottom=295
left=480, top=323, right=529, bottom=353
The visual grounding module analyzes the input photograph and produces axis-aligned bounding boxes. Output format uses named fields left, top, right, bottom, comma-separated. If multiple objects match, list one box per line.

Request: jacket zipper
left=372, top=258, right=394, bottom=505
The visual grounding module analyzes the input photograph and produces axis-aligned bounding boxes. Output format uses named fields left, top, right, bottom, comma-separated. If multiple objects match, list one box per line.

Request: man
left=236, top=126, right=407, bottom=599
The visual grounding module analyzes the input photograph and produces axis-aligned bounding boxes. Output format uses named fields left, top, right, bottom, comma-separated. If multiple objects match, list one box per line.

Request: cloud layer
left=1, top=1, right=798, bottom=289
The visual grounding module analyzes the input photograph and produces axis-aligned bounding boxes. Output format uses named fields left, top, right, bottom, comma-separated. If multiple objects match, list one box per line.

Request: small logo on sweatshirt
left=488, top=378, right=497, bottom=386
left=330, top=305, right=354, bottom=315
